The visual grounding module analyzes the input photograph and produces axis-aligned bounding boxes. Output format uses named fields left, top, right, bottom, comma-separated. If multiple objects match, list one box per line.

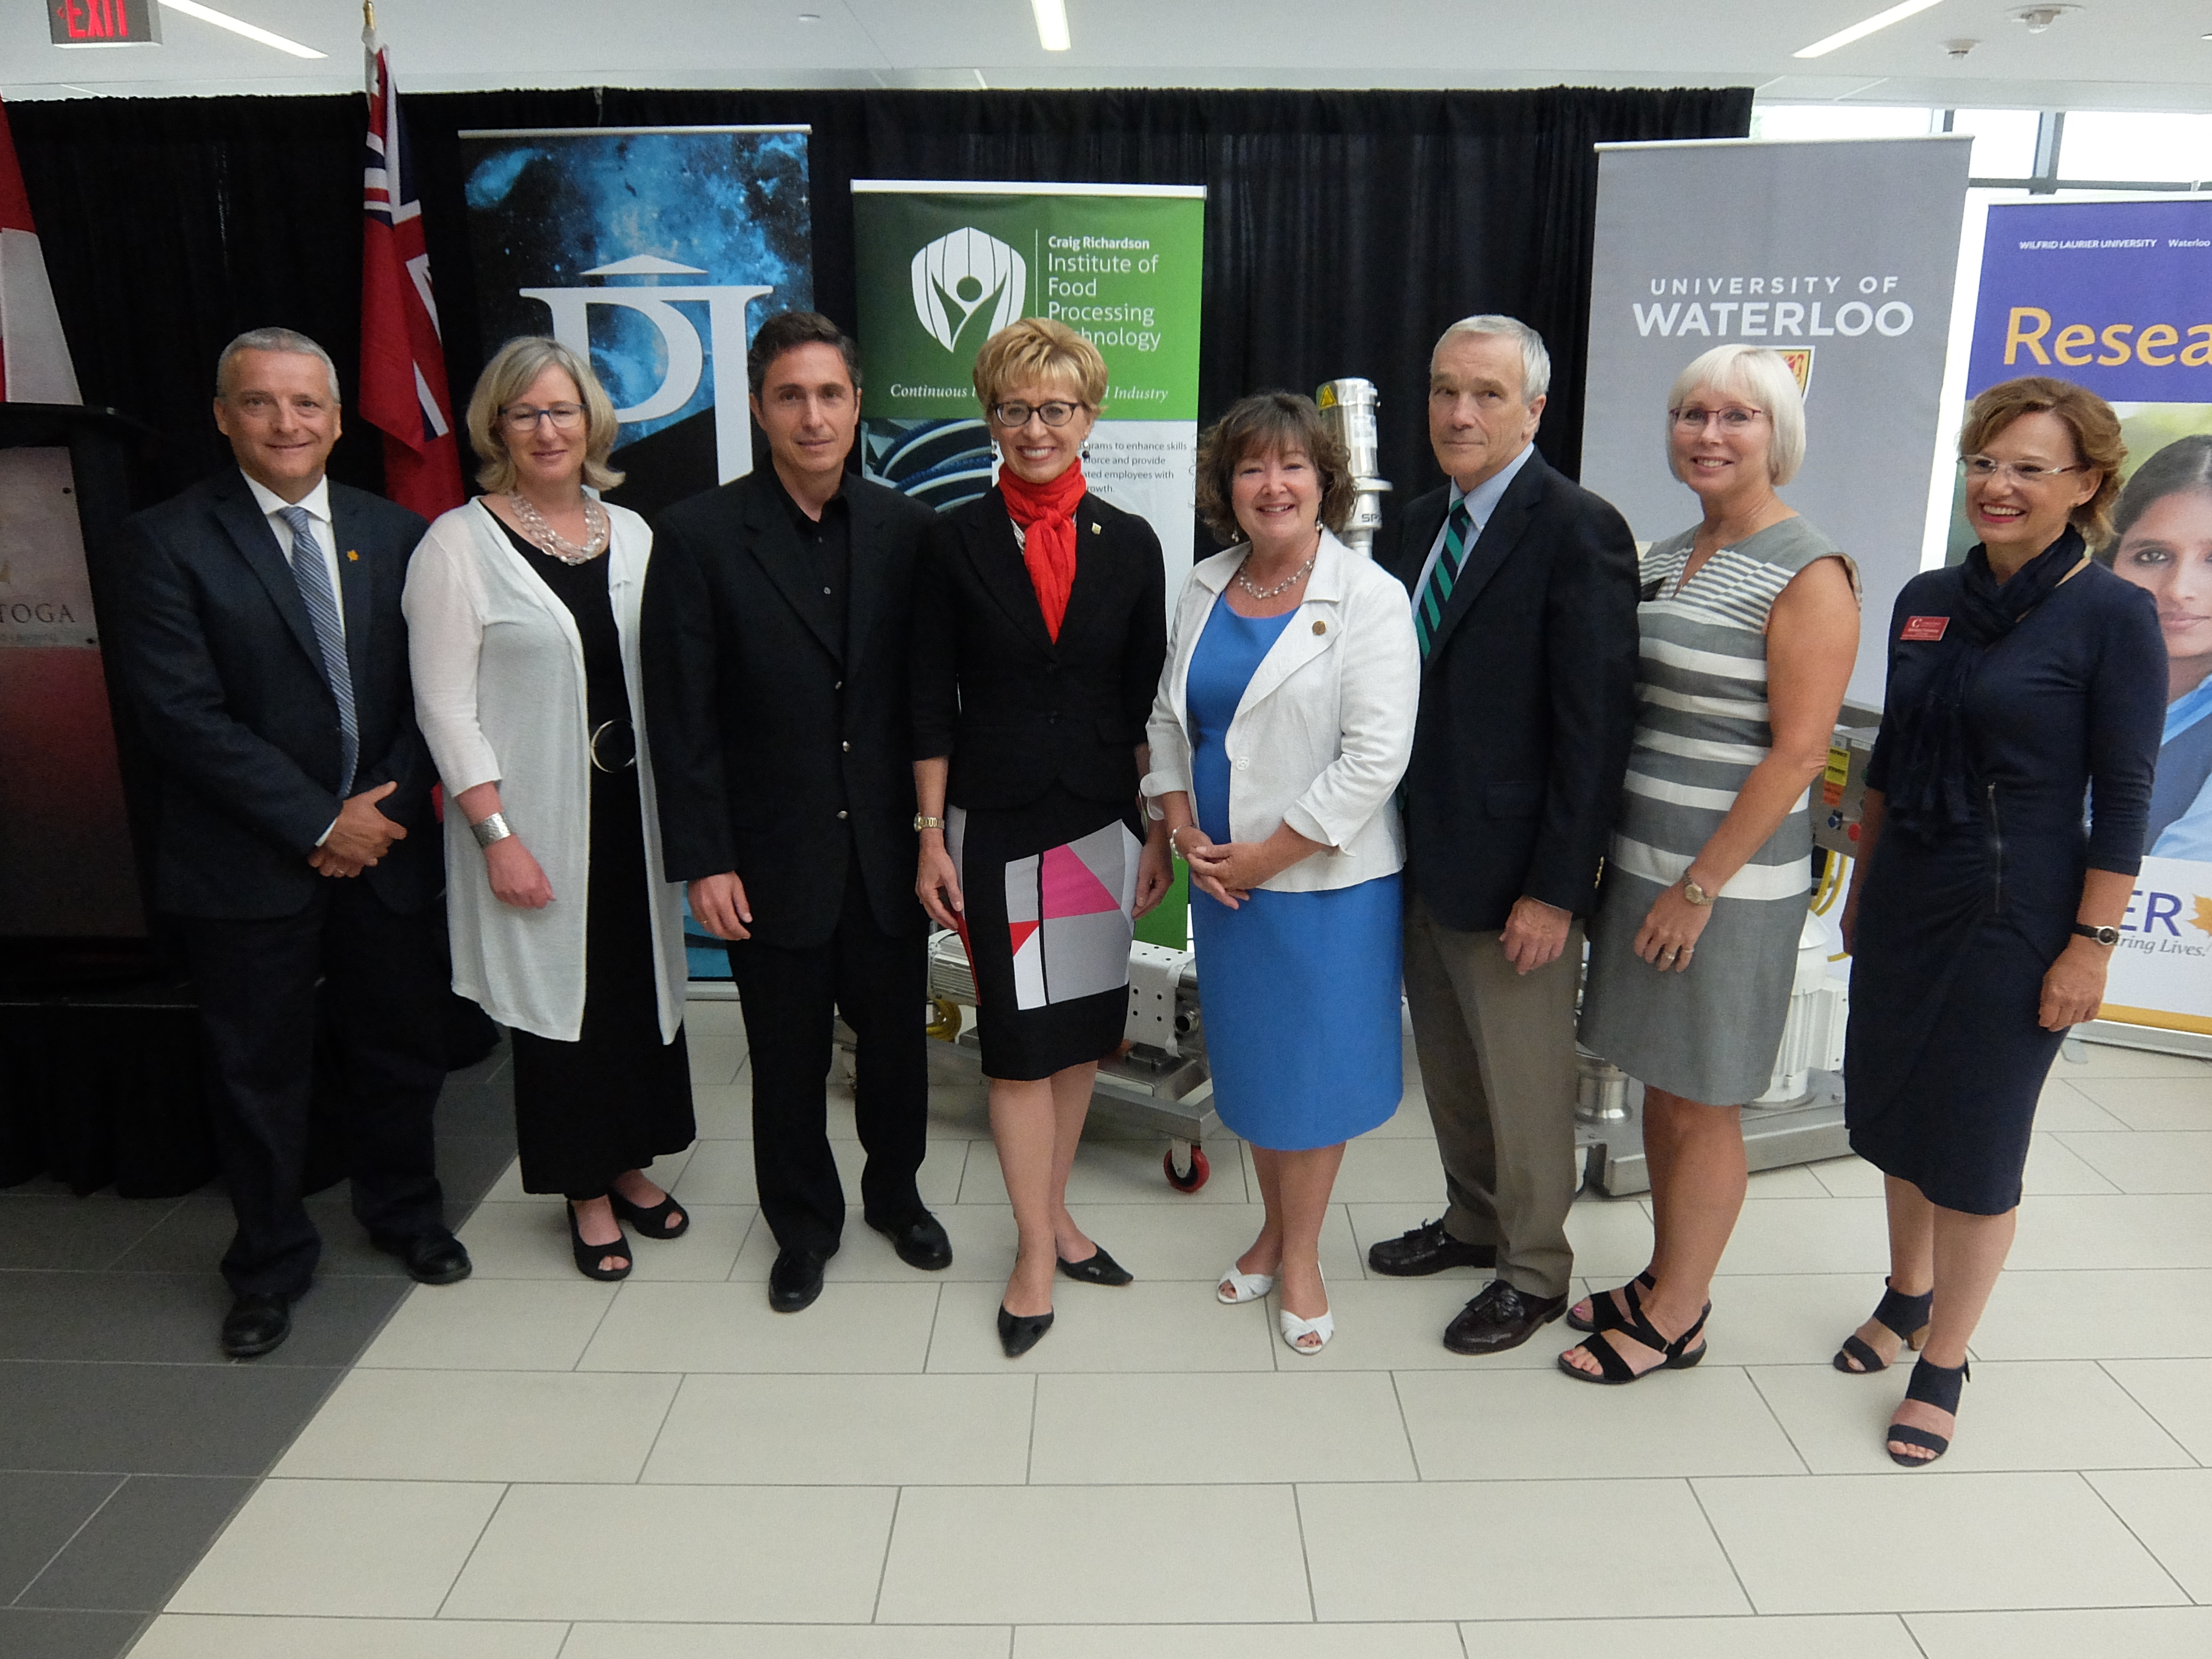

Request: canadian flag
left=0, top=97, right=81, bottom=405
left=359, top=22, right=463, bottom=518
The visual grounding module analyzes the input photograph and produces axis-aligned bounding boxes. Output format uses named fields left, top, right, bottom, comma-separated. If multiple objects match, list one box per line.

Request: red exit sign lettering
left=50, top=0, right=163, bottom=45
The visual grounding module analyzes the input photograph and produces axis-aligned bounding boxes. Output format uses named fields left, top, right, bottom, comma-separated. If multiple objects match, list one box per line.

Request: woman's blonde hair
left=1665, top=343, right=1807, bottom=488
left=971, top=317, right=1108, bottom=412
left=1961, top=377, right=2126, bottom=547
left=465, top=336, right=624, bottom=494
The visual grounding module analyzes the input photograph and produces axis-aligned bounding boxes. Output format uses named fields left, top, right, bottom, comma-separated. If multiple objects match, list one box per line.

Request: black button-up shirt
left=768, top=465, right=852, bottom=659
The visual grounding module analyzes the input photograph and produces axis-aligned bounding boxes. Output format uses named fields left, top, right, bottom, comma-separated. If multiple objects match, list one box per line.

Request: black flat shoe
left=998, top=1303, right=1055, bottom=1358
left=1835, top=1277, right=1934, bottom=1374
left=1056, top=1245, right=1133, bottom=1286
left=1558, top=1287, right=1709, bottom=1384
left=1368, top=1218, right=1495, bottom=1277
left=1888, top=1356, right=1969, bottom=1466
left=868, top=1211, right=952, bottom=1271
left=373, top=1230, right=473, bottom=1286
left=568, top=1205, right=632, bottom=1281
left=609, top=1187, right=688, bottom=1240
left=221, top=1291, right=291, bottom=1359
left=769, top=1244, right=833, bottom=1312
left=1567, top=1271, right=1656, bottom=1334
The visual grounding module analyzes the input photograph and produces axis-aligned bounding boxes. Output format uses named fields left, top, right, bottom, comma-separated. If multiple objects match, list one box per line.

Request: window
left=1749, top=105, right=1939, bottom=142
left=2058, top=111, right=2212, bottom=185
left=1948, top=108, right=2041, bottom=180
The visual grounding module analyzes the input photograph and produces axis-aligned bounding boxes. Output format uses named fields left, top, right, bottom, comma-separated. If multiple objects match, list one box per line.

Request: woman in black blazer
left=914, top=319, right=1172, bottom=1357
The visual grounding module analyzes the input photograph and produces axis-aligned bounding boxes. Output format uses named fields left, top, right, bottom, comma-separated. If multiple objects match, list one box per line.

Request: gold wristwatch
left=913, top=815, right=945, bottom=832
left=1682, top=877, right=1714, bottom=906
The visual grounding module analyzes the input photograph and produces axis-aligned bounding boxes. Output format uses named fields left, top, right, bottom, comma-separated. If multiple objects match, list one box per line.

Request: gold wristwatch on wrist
left=1682, top=877, right=1714, bottom=907
left=913, top=815, right=944, bottom=832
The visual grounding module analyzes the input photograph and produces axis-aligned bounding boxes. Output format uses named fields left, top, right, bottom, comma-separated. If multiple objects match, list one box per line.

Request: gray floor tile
left=0, top=1272, right=410, bottom=1367
left=18, top=1476, right=253, bottom=1611
left=433, top=1081, right=514, bottom=1140
left=108, top=1200, right=409, bottom=1280
left=0, top=1608, right=147, bottom=1659
left=0, top=1362, right=340, bottom=1477
left=0, top=1472, right=119, bottom=1601
left=0, top=1198, right=174, bottom=1271
left=436, top=1135, right=527, bottom=1208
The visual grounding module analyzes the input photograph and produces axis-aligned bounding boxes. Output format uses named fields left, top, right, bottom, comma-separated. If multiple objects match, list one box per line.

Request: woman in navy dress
left=1146, top=394, right=1418, bottom=1354
left=1840, top=377, right=2163, bottom=1464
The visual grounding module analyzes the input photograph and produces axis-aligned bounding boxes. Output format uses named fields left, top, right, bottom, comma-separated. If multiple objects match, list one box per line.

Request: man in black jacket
left=116, top=328, right=468, bottom=1359
left=1371, top=315, right=1640, bottom=1355
left=644, top=310, right=948, bottom=1314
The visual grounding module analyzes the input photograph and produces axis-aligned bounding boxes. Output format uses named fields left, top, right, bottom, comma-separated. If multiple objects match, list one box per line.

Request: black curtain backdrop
left=11, top=85, right=1749, bottom=518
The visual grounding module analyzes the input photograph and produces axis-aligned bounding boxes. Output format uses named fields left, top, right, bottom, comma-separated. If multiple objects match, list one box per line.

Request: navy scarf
left=1882, top=527, right=2087, bottom=836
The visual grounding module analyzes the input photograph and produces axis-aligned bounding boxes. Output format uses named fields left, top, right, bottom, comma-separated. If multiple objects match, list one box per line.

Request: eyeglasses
left=1960, top=455, right=2085, bottom=486
left=1671, top=406, right=1765, bottom=432
left=988, top=400, right=1083, bottom=429
left=500, top=403, right=586, bottom=433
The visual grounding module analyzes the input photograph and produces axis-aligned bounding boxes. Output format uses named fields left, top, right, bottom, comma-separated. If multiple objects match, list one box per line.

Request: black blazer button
left=836, top=810, right=848, bottom=820
left=841, top=740, right=851, bottom=752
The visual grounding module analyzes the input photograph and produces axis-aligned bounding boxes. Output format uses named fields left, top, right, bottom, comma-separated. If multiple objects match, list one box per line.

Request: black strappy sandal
left=1558, top=1286, right=1710, bottom=1385
left=1568, top=1270, right=1656, bottom=1334
left=1888, top=1356, right=1969, bottom=1466
left=610, top=1187, right=689, bottom=1240
left=568, top=1203, right=633, bottom=1281
left=1834, top=1277, right=1933, bottom=1374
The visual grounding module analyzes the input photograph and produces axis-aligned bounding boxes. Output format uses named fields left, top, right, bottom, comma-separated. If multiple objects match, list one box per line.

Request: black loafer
left=998, top=1303, right=1054, bottom=1358
left=768, top=1243, right=835, bottom=1312
left=868, top=1211, right=952, bottom=1272
left=1368, top=1218, right=1495, bottom=1277
left=1443, top=1280, right=1567, bottom=1355
left=221, top=1291, right=292, bottom=1359
left=374, top=1231, right=473, bottom=1286
left=1056, top=1245, right=1133, bottom=1286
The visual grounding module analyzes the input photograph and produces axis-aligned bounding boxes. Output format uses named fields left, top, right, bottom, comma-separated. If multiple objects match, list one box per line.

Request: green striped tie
left=1413, top=498, right=1477, bottom=659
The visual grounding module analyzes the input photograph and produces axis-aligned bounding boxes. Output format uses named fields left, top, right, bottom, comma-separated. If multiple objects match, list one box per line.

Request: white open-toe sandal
left=1218, top=1264, right=1275, bottom=1305
left=1278, top=1267, right=1332, bottom=1354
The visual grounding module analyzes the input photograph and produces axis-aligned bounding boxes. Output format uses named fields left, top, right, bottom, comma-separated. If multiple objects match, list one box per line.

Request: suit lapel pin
left=345, top=550, right=359, bottom=561
left=1090, top=522, right=1101, bottom=534
left=1312, top=619, right=1327, bottom=635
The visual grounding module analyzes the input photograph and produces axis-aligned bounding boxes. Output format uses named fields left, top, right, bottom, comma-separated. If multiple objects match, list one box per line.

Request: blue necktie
left=1413, top=497, right=1477, bottom=659
left=278, top=505, right=358, bottom=798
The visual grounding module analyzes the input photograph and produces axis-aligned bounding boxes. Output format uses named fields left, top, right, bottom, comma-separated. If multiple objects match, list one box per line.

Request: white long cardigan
left=402, top=497, right=685, bottom=1044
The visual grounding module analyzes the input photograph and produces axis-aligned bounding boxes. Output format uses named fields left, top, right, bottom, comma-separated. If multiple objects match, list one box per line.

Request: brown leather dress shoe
left=1443, top=1280, right=1567, bottom=1355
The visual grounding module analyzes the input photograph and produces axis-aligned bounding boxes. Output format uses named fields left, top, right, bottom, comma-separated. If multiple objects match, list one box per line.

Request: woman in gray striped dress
left=1562, top=344, right=1860, bottom=1384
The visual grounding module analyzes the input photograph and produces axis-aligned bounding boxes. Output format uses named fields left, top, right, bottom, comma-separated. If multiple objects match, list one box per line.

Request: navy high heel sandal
left=1835, top=1277, right=1933, bottom=1374
left=1887, top=1356, right=1969, bottom=1466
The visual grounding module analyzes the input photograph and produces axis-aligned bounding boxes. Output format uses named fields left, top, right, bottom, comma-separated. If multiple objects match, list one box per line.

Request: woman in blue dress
left=1145, top=393, right=1419, bottom=1354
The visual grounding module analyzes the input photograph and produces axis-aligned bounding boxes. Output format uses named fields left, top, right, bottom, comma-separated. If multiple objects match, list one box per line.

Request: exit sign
left=50, top=0, right=163, bottom=45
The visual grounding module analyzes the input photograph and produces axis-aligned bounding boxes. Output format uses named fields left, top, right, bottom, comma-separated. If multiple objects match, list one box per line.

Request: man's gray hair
left=215, top=328, right=342, bottom=404
left=1431, top=315, right=1551, bottom=405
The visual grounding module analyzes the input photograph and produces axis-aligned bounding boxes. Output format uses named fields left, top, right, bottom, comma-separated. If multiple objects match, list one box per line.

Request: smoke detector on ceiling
left=1944, top=38, right=1980, bottom=58
left=2010, top=5, right=2081, bottom=32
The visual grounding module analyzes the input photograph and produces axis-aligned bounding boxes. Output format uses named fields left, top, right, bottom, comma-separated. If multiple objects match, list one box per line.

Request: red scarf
left=998, top=460, right=1087, bottom=641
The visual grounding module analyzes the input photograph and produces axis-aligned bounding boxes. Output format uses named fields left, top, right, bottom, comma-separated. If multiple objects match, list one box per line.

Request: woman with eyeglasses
left=404, top=336, right=694, bottom=1281
left=1566, top=343, right=1860, bottom=1386
left=1838, top=377, right=2161, bottom=1464
left=912, top=318, right=1172, bottom=1357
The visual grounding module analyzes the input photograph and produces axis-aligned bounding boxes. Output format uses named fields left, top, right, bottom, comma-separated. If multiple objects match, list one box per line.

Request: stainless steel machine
left=1314, top=378, right=1391, bottom=555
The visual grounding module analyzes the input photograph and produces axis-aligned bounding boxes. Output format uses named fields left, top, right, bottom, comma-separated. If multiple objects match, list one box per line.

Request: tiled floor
left=23, top=1008, right=2212, bottom=1657
left=0, top=1046, right=518, bottom=1659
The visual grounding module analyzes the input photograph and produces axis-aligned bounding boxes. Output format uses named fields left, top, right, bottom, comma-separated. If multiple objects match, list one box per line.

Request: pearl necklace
left=508, top=492, right=609, bottom=565
left=1234, top=536, right=1319, bottom=602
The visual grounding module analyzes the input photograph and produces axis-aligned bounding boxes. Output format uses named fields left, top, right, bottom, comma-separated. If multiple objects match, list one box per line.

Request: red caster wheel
left=1164, top=1144, right=1210, bottom=1193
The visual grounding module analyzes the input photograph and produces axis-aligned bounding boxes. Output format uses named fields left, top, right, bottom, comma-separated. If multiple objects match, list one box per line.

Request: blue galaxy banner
left=458, top=126, right=813, bottom=521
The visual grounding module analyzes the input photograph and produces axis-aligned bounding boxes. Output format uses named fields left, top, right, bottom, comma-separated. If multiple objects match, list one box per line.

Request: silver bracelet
left=470, top=812, right=514, bottom=849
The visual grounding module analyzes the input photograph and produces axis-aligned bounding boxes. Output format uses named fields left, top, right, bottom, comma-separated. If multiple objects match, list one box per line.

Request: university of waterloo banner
left=852, top=181, right=1206, bottom=949
left=1967, top=199, right=2212, bottom=1037
left=1580, top=136, right=1973, bottom=711
left=459, top=126, right=813, bottom=522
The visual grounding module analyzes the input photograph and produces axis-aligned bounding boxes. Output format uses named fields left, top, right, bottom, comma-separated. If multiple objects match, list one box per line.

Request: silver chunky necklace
left=508, top=492, right=609, bottom=565
left=1234, top=538, right=1319, bottom=602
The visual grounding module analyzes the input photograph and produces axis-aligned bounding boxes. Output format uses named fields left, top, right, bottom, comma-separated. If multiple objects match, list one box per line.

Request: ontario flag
left=360, top=23, right=462, bottom=518
left=0, top=97, right=81, bottom=405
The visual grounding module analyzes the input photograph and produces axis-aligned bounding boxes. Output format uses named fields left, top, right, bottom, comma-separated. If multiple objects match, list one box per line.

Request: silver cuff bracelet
left=470, top=812, right=514, bottom=848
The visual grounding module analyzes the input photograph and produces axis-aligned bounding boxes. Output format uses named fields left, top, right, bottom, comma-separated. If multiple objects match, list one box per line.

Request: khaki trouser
left=1401, top=891, right=1580, bottom=1300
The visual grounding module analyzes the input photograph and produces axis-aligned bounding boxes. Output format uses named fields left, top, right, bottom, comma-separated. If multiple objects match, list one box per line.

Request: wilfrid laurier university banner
left=460, top=126, right=813, bottom=522
left=1580, top=137, right=1973, bottom=711
left=850, top=181, right=1206, bottom=604
left=1968, top=199, right=2212, bottom=1038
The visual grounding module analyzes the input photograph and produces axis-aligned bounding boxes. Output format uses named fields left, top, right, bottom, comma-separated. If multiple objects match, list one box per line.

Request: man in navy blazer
left=116, top=328, right=468, bottom=1358
left=1371, top=316, right=1640, bottom=1355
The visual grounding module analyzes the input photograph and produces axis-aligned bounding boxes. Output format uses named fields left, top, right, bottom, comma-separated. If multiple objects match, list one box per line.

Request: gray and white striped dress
left=1578, top=516, right=1854, bottom=1105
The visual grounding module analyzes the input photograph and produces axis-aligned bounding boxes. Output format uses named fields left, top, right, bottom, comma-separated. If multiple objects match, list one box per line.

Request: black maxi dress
left=1845, top=542, right=2163, bottom=1215
left=496, top=520, right=695, bottom=1199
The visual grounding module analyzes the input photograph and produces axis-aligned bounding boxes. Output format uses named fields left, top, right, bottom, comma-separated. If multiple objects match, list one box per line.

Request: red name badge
left=1901, top=615, right=1949, bottom=641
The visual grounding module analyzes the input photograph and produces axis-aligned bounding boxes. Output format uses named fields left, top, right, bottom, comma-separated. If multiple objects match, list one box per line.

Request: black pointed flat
left=1056, top=1245, right=1133, bottom=1286
left=997, top=1303, right=1055, bottom=1358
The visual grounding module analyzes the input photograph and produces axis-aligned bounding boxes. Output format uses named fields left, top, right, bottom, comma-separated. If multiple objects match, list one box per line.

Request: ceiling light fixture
left=1793, top=0, right=1947, bottom=60
left=2011, top=5, right=2077, bottom=31
left=159, top=0, right=327, bottom=60
left=1031, top=0, right=1071, bottom=52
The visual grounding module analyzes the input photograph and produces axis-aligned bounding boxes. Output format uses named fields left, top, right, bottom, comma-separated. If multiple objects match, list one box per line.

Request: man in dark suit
left=1371, top=315, right=1640, bottom=1355
left=644, top=310, right=948, bottom=1314
left=117, top=327, right=468, bottom=1359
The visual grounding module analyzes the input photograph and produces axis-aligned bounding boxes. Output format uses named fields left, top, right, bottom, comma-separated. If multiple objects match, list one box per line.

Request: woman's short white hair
left=1665, top=343, right=1806, bottom=488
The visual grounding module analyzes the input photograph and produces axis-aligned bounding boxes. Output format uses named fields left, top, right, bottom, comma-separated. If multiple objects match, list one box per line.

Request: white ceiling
left=6, top=0, right=2212, bottom=111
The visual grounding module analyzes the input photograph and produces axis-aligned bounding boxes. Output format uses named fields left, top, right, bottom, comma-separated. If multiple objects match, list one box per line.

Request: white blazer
left=402, top=497, right=686, bottom=1044
left=1143, top=529, right=1418, bottom=894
